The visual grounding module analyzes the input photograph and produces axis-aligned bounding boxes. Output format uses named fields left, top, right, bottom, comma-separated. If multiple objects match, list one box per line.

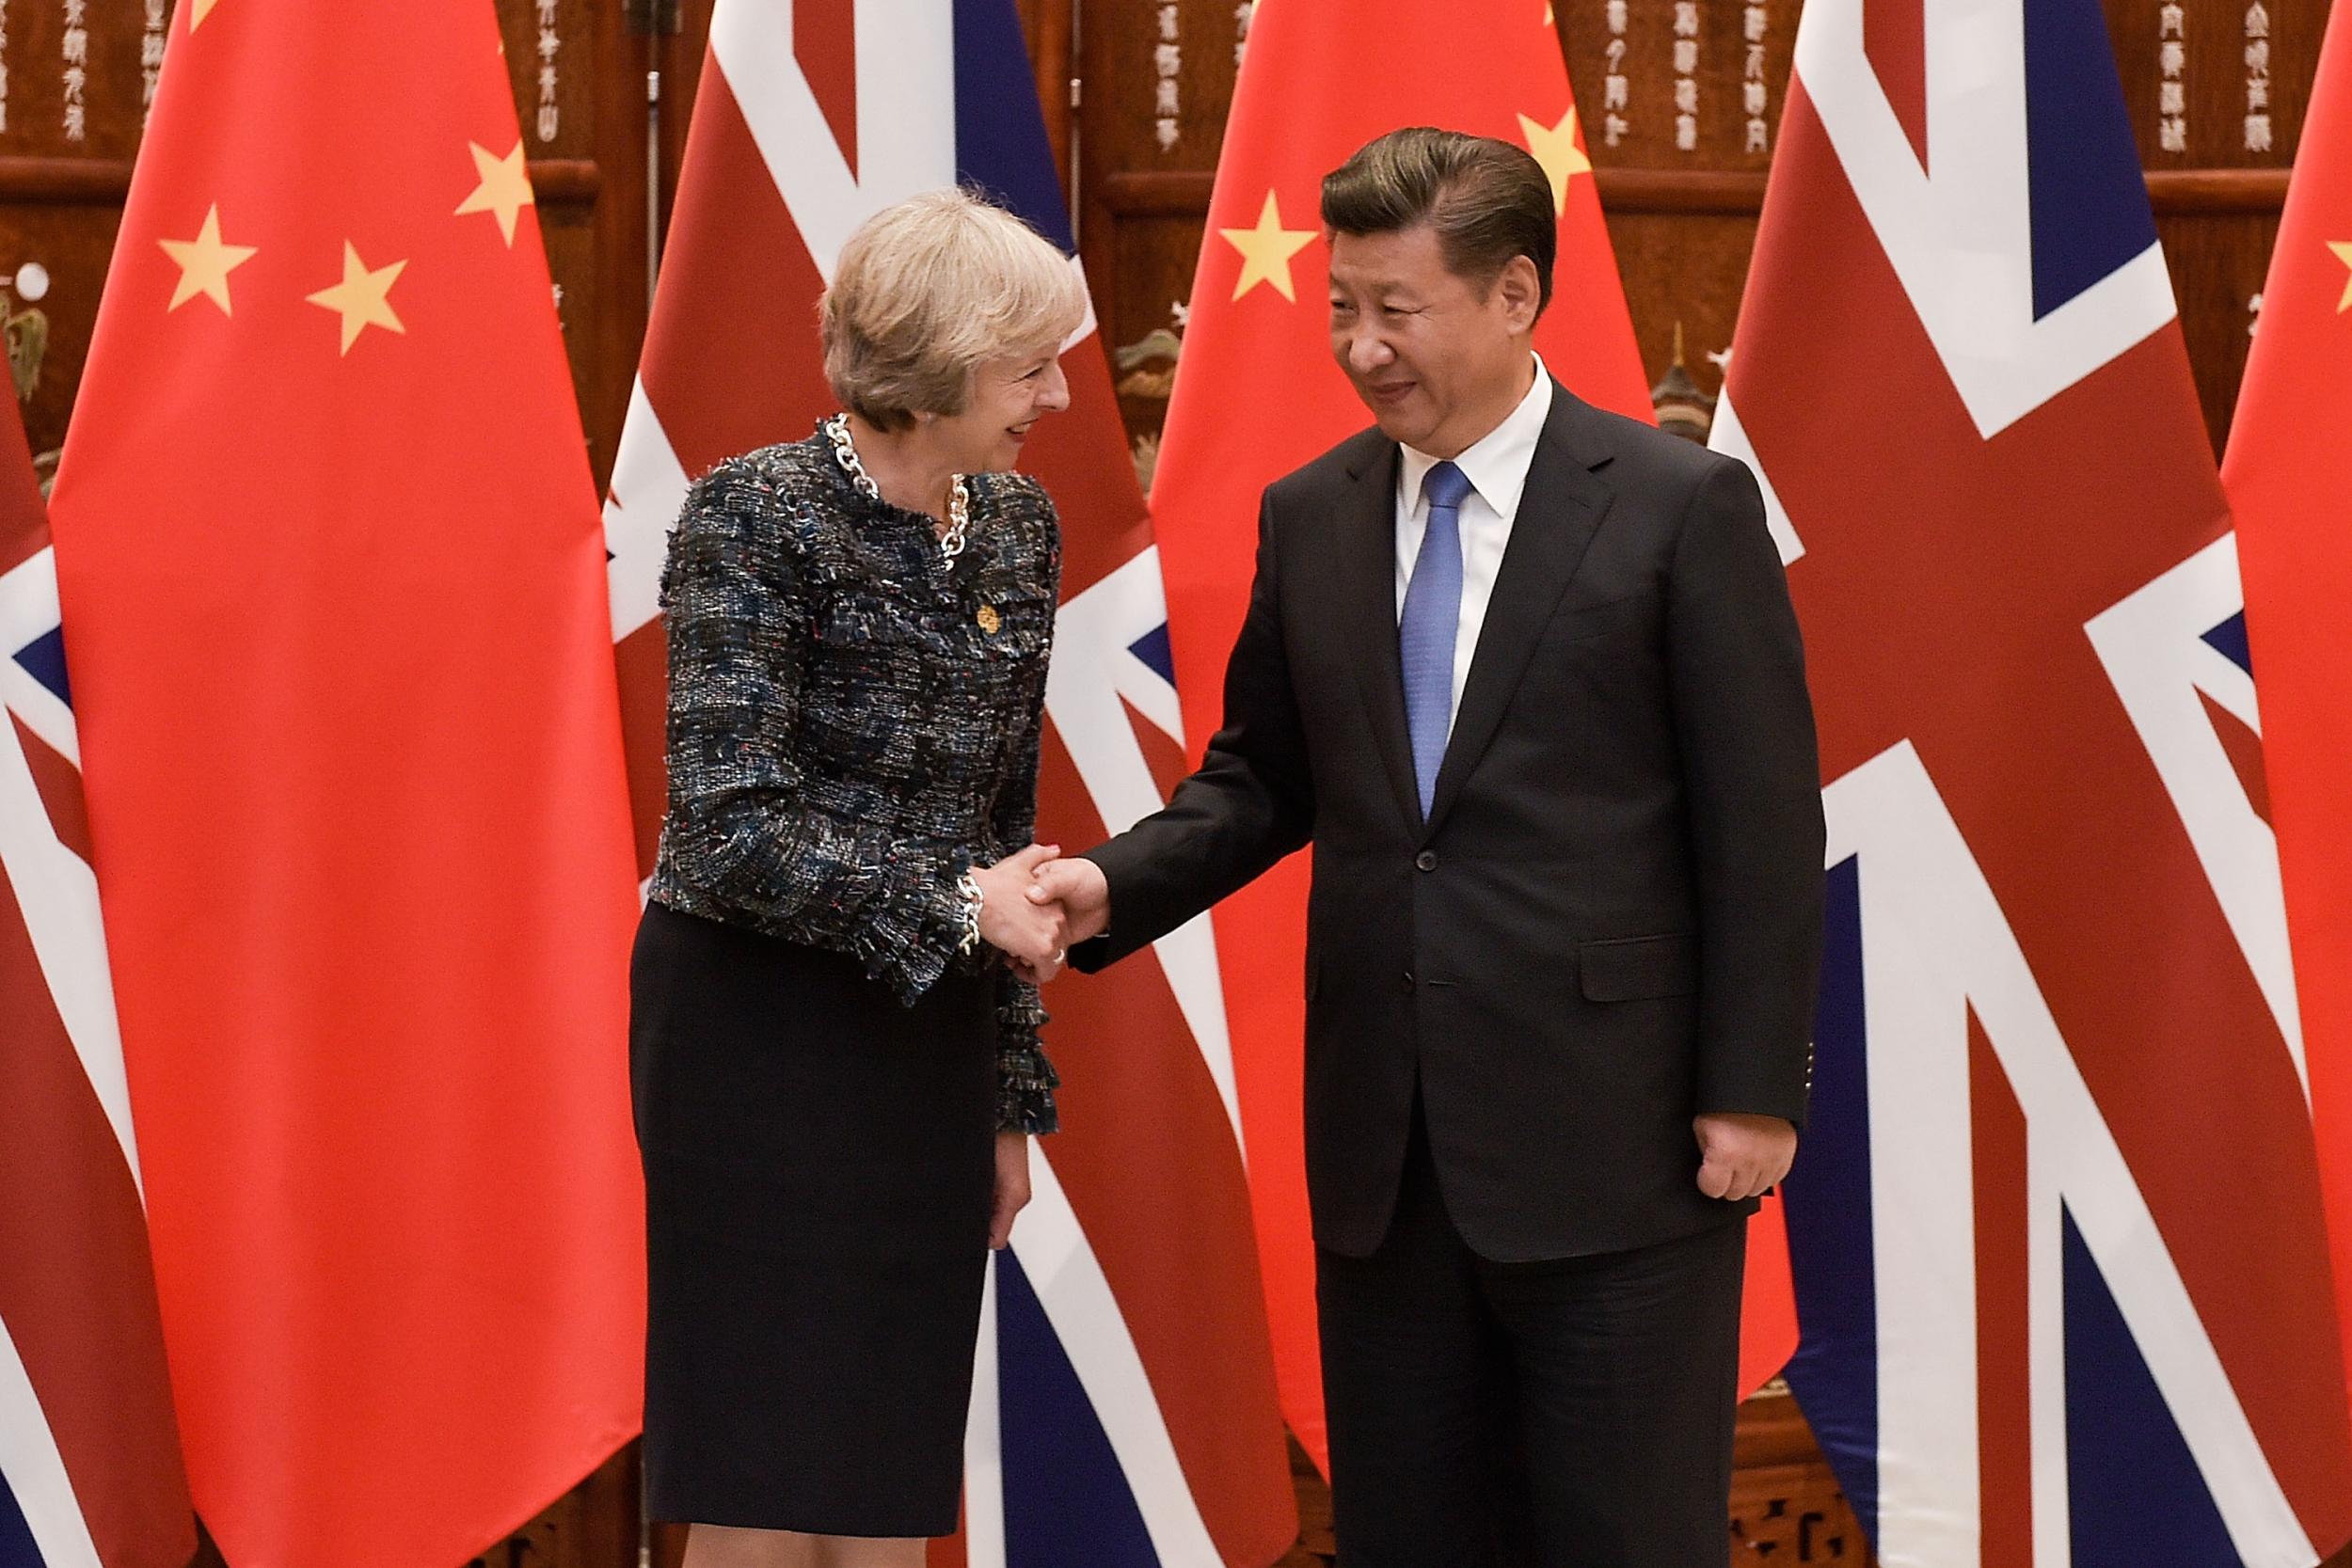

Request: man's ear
left=1497, top=255, right=1542, bottom=334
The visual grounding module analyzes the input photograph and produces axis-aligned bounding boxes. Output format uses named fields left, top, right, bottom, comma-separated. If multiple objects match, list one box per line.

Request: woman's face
left=934, top=345, right=1072, bottom=473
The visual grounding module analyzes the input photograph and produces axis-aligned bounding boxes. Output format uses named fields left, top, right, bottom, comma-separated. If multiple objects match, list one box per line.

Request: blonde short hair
left=820, top=189, right=1088, bottom=431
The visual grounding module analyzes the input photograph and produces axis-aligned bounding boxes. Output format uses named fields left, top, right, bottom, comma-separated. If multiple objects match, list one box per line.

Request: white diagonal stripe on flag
left=0, top=1316, right=103, bottom=1568
left=708, top=0, right=955, bottom=287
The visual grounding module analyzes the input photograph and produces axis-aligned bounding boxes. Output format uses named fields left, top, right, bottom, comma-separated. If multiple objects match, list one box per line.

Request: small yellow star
left=156, top=203, right=258, bottom=316
left=2329, top=241, right=2352, bottom=313
left=1518, top=106, right=1594, bottom=216
left=305, top=243, right=407, bottom=355
left=189, top=0, right=222, bottom=29
left=454, top=139, right=535, bottom=246
left=1220, top=190, right=1317, bottom=303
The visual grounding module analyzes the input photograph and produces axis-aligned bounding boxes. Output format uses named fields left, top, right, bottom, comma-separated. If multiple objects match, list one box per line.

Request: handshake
left=969, top=843, right=1110, bottom=985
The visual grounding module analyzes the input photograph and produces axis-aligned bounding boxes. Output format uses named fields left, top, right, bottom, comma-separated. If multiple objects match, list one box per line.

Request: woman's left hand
left=989, top=1132, right=1032, bottom=1249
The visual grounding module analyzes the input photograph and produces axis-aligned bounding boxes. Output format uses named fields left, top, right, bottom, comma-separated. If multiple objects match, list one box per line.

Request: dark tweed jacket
left=647, top=428, right=1060, bottom=1133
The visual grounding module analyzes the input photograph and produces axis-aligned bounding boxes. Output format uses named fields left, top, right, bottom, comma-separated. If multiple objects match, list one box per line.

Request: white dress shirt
left=1395, top=356, right=1553, bottom=734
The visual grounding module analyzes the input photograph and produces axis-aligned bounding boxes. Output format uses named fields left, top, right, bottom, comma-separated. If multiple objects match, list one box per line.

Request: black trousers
left=1316, top=1103, right=1746, bottom=1568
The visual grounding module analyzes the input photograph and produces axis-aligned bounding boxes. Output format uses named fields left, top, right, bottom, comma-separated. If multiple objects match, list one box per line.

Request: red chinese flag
left=1152, top=1, right=1794, bottom=1469
left=45, top=4, right=644, bottom=1565
left=2224, top=0, right=2352, bottom=1409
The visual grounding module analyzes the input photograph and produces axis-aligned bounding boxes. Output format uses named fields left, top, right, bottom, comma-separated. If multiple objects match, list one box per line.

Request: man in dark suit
left=1029, top=128, right=1824, bottom=1567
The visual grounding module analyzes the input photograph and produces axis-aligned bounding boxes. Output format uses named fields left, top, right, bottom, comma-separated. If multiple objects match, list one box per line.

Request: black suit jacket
left=1075, top=384, right=1825, bottom=1261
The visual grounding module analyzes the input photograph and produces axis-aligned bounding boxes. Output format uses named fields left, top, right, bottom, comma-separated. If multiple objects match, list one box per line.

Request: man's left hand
left=1693, top=1113, right=1797, bottom=1202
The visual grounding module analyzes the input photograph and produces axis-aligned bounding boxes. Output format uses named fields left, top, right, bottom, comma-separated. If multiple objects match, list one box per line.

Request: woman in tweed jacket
left=628, top=190, right=1078, bottom=1568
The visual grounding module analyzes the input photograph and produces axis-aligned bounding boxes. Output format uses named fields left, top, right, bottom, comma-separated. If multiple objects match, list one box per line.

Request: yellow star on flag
left=2330, top=241, right=2352, bottom=313
left=1220, top=190, right=1318, bottom=303
left=1518, top=107, right=1594, bottom=216
left=157, top=203, right=258, bottom=316
left=189, top=0, right=223, bottom=29
left=306, top=243, right=407, bottom=355
left=454, top=139, right=536, bottom=246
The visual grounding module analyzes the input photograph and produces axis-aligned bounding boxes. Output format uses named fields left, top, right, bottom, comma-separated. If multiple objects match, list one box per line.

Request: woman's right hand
left=970, top=844, right=1068, bottom=977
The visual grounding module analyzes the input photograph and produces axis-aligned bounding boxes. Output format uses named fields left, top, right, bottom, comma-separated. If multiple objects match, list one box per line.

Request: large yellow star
left=454, top=139, right=535, bottom=246
left=305, top=243, right=407, bottom=355
left=1220, top=191, right=1318, bottom=303
left=189, top=0, right=223, bottom=28
left=2330, top=241, right=2352, bottom=313
left=1518, top=106, right=1594, bottom=216
left=156, top=203, right=257, bottom=316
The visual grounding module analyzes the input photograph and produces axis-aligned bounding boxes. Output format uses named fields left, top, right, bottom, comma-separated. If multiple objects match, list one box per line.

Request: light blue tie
left=1400, top=460, right=1471, bottom=817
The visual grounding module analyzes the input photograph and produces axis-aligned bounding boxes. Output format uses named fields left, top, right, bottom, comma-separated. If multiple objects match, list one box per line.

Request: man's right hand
left=972, top=844, right=1068, bottom=976
left=1028, top=856, right=1111, bottom=946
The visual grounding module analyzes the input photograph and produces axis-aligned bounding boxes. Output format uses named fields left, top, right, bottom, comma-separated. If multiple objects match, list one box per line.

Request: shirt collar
left=1398, top=355, right=1554, bottom=520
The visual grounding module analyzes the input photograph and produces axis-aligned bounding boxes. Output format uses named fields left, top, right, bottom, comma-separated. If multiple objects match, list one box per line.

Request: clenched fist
left=1693, top=1112, right=1797, bottom=1202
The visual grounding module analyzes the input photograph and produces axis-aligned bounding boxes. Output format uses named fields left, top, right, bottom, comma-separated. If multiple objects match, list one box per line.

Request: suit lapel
left=1333, top=439, right=1424, bottom=832
left=1422, top=387, right=1615, bottom=838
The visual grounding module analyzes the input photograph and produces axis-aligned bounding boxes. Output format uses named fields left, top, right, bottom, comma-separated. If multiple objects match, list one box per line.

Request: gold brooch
left=977, top=604, right=1001, bottom=636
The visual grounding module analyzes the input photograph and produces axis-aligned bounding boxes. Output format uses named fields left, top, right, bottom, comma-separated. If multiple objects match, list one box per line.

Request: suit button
left=1401, top=971, right=1416, bottom=991
left=1415, top=850, right=1438, bottom=872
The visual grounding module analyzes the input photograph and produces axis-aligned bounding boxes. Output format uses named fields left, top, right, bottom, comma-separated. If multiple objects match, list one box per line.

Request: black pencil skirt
left=629, top=899, right=998, bottom=1537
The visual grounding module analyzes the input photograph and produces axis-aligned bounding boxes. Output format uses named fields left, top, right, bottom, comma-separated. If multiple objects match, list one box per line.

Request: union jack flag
left=0, top=396, right=193, bottom=1566
left=602, top=3, right=1296, bottom=1562
left=1711, top=0, right=2352, bottom=1563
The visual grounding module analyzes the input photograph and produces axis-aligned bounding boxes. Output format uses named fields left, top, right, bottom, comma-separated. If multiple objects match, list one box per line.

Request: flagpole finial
left=1650, top=321, right=1715, bottom=443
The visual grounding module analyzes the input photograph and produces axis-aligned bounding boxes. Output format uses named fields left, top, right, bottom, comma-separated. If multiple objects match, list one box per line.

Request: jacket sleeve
left=1664, top=455, right=1827, bottom=1128
left=1072, top=488, right=1315, bottom=970
left=658, top=462, right=970, bottom=1004
left=988, top=498, right=1060, bottom=1134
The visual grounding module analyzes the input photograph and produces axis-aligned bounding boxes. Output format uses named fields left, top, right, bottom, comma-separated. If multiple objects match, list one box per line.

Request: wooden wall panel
left=491, top=0, right=652, bottom=487
left=1076, top=0, right=1245, bottom=467
left=1556, top=0, right=1792, bottom=175
left=2163, top=205, right=2280, bottom=447
left=0, top=0, right=155, bottom=472
left=0, top=188, right=118, bottom=477
left=1595, top=202, right=1760, bottom=424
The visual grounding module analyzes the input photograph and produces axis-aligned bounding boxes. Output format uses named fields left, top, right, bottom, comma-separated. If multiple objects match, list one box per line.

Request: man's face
left=1327, top=222, right=1537, bottom=458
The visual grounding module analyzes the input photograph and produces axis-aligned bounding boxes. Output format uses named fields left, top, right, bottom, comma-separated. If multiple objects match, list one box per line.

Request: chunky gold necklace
left=824, top=414, right=969, bottom=561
